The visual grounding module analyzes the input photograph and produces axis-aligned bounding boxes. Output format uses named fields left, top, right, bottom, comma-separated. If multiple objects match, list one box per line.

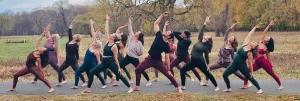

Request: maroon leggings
left=169, top=55, right=202, bottom=81
left=244, top=56, right=281, bottom=86
left=154, top=54, right=175, bottom=78
left=13, top=66, right=51, bottom=89
left=135, top=56, right=179, bottom=87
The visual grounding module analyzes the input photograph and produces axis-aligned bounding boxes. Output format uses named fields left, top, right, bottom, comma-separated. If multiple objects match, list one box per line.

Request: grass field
left=0, top=32, right=299, bottom=100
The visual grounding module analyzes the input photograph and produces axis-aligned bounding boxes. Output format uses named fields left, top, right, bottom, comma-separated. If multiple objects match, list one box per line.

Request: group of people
left=10, top=12, right=283, bottom=94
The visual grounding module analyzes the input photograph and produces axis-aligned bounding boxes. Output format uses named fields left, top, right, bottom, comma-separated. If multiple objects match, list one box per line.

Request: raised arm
left=44, top=23, right=51, bottom=38
left=154, top=12, right=168, bottom=33
left=35, top=25, right=49, bottom=49
left=105, top=15, right=110, bottom=39
left=198, top=16, right=210, bottom=41
left=68, top=19, right=75, bottom=42
left=90, top=19, right=97, bottom=41
left=128, top=17, right=134, bottom=36
left=260, top=21, right=274, bottom=41
left=243, top=24, right=260, bottom=45
left=224, top=23, right=237, bottom=41
left=116, top=25, right=128, bottom=35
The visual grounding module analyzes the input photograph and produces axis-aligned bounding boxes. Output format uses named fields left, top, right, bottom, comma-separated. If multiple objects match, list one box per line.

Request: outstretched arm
left=260, top=21, right=274, bottom=41
left=154, top=12, right=168, bottom=33
left=128, top=17, right=134, bottom=36
left=35, top=25, right=48, bottom=49
left=90, top=19, right=97, bottom=41
left=68, top=19, right=75, bottom=42
left=116, top=25, right=128, bottom=35
left=105, top=15, right=110, bottom=39
left=44, top=23, right=51, bottom=38
left=243, top=24, right=260, bottom=45
left=198, top=16, right=210, bottom=41
left=224, top=23, right=237, bottom=41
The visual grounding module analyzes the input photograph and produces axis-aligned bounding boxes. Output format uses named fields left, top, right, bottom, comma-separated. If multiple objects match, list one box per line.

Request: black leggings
left=59, top=60, right=85, bottom=83
left=119, top=55, right=150, bottom=81
left=75, top=62, right=105, bottom=86
left=88, top=58, right=130, bottom=88
left=34, top=60, right=65, bottom=82
left=180, top=57, right=218, bottom=87
left=223, top=61, right=261, bottom=89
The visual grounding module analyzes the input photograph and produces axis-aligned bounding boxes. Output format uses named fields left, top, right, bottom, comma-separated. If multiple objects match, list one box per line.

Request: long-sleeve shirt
left=191, top=25, right=210, bottom=64
left=217, top=28, right=235, bottom=64
left=173, top=32, right=191, bottom=58
left=125, top=30, right=144, bottom=59
left=65, top=29, right=79, bottom=62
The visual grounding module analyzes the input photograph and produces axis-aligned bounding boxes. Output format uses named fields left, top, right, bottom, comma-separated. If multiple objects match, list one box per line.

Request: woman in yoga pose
left=222, top=24, right=263, bottom=94
left=10, top=26, right=54, bottom=93
left=31, top=24, right=66, bottom=84
left=134, top=12, right=182, bottom=93
left=118, top=17, right=152, bottom=86
left=57, top=19, right=86, bottom=86
left=180, top=16, right=220, bottom=91
left=83, top=15, right=133, bottom=93
left=203, top=23, right=247, bottom=86
left=71, top=19, right=106, bottom=89
left=242, top=21, right=283, bottom=90
left=164, top=21, right=202, bottom=84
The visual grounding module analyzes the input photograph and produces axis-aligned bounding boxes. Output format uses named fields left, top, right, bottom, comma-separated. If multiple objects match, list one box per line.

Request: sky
left=0, top=0, right=185, bottom=13
left=0, top=0, right=94, bottom=13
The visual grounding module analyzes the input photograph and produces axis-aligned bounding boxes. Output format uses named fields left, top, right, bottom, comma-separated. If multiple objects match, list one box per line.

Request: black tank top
left=103, top=43, right=114, bottom=56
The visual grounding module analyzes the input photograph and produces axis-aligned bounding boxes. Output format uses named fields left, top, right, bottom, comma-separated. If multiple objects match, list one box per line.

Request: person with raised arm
left=222, top=23, right=264, bottom=94
left=117, top=17, right=152, bottom=86
left=203, top=23, right=248, bottom=86
left=57, top=19, right=86, bottom=86
left=31, top=24, right=67, bottom=85
left=242, top=21, right=282, bottom=90
left=162, top=21, right=202, bottom=84
left=83, top=15, right=133, bottom=93
left=71, top=19, right=106, bottom=89
left=134, top=12, right=182, bottom=93
left=179, top=16, right=220, bottom=91
left=10, top=26, right=54, bottom=93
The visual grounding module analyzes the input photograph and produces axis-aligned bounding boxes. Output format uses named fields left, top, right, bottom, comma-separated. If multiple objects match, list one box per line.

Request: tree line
left=0, top=0, right=299, bottom=36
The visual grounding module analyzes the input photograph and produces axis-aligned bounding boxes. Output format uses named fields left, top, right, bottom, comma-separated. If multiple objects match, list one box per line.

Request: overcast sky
left=0, top=0, right=95, bottom=13
left=0, top=0, right=185, bottom=13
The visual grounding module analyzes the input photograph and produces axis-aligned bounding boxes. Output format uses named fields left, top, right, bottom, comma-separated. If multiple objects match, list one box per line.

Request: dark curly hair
left=121, top=33, right=128, bottom=46
left=266, top=37, right=274, bottom=52
left=204, top=38, right=213, bottom=53
left=137, top=32, right=144, bottom=45
left=231, top=36, right=238, bottom=52
left=184, top=31, right=191, bottom=38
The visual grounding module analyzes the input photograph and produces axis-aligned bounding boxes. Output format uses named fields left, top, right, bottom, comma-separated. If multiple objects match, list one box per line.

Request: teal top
left=83, top=48, right=97, bottom=64
left=233, top=46, right=249, bottom=63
